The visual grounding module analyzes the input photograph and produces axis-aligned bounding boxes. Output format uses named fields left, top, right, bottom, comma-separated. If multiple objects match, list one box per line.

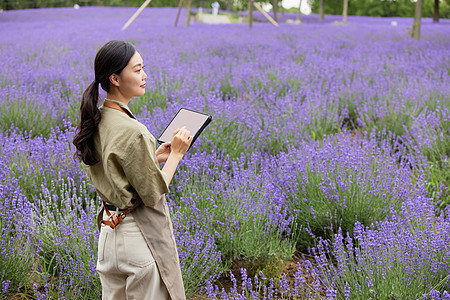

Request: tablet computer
left=157, top=108, right=212, bottom=150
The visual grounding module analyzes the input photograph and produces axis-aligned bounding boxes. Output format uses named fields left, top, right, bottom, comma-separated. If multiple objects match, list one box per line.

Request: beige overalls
left=83, top=99, right=186, bottom=300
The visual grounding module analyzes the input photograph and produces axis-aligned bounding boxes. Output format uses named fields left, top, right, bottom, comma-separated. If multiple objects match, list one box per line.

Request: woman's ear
left=109, top=74, right=120, bottom=87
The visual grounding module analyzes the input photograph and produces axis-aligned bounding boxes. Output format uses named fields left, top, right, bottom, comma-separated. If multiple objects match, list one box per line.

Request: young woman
left=73, top=40, right=191, bottom=300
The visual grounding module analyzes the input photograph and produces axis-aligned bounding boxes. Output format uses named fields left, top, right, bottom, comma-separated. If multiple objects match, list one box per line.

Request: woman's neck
left=105, top=92, right=130, bottom=106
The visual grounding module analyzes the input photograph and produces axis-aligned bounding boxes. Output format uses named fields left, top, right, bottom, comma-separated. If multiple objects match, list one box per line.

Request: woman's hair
left=73, top=40, right=136, bottom=165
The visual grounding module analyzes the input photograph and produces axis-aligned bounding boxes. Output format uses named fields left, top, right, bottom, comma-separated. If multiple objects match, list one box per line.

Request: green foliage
left=129, top=88, right=168, bottom=116
left=34, top=178, right=101, bottom=299
left=200, top=118, right=251, bottom=158
left=0, top=225, right=33, bottom=296
left=0, top=100, right=57, bottom=138
left=0, top=0, right=247, bottom=11
left=1, top=0, right=179, bottom=10
left=288, top=155, right=408, bottom=249
left=422, top=120, right=450, bottom=210
left=65, top=103, right=80, bottom=128
left=3, top=0, right=449, bottom=17
left=213, top=209, right=295, bottom=262
left=323, top=225, right=450, bottom=299
left=198, top=115, right=292, bottom=159
left=339, top=98, right=359, bottom=131
left=244, top=256, right=286, bottom=285
left=7, top=143, right=90, bottom=206
left=442, top=0, right=450, bottom=18
left=359, top=96, right=423, bottom=141
left=0, top=176, right=34, bottom=296
left=426, top=159, right=450, bottom=211
left=172, top=171, right=296, bottom=265
left=309, top=0, right=448, bottom=18
left=172, top=211, right=225, bottom=298
left=303, top=109, right=340, bottom=142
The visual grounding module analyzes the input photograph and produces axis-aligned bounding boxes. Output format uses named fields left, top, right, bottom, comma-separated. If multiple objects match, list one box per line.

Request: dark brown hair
left=73, top=40, right=136, bottom=165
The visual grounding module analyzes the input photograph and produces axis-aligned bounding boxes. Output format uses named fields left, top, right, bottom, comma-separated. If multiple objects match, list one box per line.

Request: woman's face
left=115, top=51, right=147, bottom=99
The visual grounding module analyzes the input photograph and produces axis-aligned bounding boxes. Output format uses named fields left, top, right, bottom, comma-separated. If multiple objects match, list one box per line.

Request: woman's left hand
left=156, top=142, right=172, bottom=163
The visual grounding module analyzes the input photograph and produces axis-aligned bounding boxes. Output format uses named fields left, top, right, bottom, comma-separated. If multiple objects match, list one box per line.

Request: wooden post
left=412, top=0, right=422, bottom=40
left=248, top=0, right=253, bottom=28
left=121, top=0, right=153, bottom=31
left=185, top=0, right=193, bottom=27
left=297, top=0, right=303, bottom=21
left=174, top=0, right=185, bottom=27
left=433, top=0, right=439, bottom=23
left=342, top=0, right=348, bottom=22
left=253, top=1, right=279, bottom=26
left=319, top=0, right=324, bottom=21
left=272, top=0, right=278, bottom=23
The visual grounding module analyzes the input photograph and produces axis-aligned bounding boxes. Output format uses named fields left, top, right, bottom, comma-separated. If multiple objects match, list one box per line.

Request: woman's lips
left=140, top=83, right=146, bottom=88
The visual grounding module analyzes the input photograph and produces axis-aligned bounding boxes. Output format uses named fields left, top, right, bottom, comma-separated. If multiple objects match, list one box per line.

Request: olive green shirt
left=82, top=99, right=169, bottom=209
left=84, top=100, right=186, bottom=299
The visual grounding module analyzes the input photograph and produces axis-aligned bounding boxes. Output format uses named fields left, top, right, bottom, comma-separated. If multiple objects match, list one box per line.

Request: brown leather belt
left=99, top=199, right=143, bottom=229
left=104, top=203, right=126, bottom=212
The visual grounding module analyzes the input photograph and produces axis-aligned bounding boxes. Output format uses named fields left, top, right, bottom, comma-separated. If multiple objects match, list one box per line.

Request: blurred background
left=1, top=0, right=449, bottom=18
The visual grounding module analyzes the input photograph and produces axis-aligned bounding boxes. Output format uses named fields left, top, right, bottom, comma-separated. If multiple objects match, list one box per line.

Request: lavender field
left=1, top=6, right=450, bottom=299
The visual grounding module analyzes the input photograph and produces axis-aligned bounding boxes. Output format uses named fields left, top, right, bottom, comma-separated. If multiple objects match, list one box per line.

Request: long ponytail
left=73, top=40, right=136, bottom=165
left=73, top=80, right=102, bottom=165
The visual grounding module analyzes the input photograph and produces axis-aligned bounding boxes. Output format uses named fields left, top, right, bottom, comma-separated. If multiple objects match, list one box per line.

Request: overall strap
left=99, top=100, right=140, bottom=229
left=103, top=101, right=135, bottom=119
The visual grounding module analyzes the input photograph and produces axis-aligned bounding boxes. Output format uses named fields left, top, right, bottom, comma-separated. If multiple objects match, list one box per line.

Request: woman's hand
left=160, top=127, right=193, bottom=186
left=156, top=142, right=172, bottom=164
left=156, top=127, right=192, bottom=163
left=170, top=126, right=192, bottom=157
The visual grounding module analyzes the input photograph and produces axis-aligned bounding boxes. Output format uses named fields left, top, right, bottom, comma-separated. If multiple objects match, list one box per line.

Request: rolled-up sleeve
left=121, top=132, right=169, bottom=206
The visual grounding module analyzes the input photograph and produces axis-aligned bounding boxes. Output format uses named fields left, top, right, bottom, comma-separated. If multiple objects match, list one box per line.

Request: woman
left=73, top=40, right=191, bottom=300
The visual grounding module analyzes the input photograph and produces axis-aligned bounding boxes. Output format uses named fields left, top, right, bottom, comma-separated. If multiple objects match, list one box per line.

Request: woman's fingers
left=172, top=126, right=184, bottom=137
left=176, top=127, right=190, bottom=140
left=170, top=127, right=192, bottom=155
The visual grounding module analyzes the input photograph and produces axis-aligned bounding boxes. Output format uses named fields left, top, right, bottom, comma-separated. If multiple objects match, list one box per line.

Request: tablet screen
left=158, top=108, right=211, bottom=144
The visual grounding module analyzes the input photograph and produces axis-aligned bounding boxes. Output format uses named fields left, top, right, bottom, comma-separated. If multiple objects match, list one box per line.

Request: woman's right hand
left=160, top=127, right=193, bottom=187
left=170, top=126, right=192, bottom=157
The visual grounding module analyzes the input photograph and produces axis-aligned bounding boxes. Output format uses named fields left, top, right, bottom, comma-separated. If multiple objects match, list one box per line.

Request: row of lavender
left=1, top=7, right=449, bottom=299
